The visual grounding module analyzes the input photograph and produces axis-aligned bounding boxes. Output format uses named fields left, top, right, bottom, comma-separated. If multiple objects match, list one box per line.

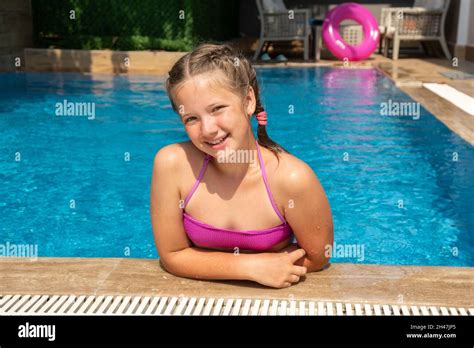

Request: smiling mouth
left=204, top=133, right=229, bottom=146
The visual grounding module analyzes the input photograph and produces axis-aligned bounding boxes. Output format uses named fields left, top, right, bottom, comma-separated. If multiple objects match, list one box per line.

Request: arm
left=163, top=245, right=306, bottom=289
left=161, top=247, right=254, bottom=281
left=150, top=144, right=306, bottom=287
left=282, top=160, right=334, bottom=272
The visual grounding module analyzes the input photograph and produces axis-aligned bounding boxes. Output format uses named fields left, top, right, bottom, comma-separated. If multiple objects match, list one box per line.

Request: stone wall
left=24, top=48, right=186, bottom=75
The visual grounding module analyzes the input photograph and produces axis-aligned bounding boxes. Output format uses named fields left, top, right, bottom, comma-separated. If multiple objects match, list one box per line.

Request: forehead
left=174, top=72, right=239, bottom=106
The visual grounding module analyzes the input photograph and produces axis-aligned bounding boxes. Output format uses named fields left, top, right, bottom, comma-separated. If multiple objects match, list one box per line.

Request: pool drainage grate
left=1, top=295, right=472, bottom=316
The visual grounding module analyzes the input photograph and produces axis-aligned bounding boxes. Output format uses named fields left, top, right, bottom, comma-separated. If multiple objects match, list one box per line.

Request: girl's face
left=173, top=72, right=256, bottom=157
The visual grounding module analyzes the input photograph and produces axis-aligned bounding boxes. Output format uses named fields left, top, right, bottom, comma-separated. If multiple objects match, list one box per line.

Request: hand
left=248, top=249, right=307, bottom=288
left=276, top=243, right=305, bottom=267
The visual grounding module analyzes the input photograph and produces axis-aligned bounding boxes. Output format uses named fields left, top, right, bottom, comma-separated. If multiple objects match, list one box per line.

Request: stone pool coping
left=1, top=257, right=472, bottom=307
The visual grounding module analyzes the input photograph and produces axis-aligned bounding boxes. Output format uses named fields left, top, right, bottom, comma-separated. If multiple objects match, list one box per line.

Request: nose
left=200, top=115, right=219, bottom=138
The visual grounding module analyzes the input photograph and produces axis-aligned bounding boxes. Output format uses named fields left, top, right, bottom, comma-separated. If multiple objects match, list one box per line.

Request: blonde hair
left=166, top=43, right=288, bottom=158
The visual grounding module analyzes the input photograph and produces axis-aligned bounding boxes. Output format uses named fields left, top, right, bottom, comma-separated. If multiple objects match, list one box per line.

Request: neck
left=209, top=137, right=261, bottom=179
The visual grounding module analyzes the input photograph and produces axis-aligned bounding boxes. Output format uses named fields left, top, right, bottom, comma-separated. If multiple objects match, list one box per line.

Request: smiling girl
left=150, top=44, right=333, bottom=289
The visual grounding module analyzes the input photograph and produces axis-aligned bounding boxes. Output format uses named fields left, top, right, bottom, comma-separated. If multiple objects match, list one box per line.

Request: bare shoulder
left=153, top=141, right=203, bottom=171
left=152, top=141, right=207, bottom=198
left=154, top=143, right=182, bottom=168
left=274, top=151, right=322, bottom=195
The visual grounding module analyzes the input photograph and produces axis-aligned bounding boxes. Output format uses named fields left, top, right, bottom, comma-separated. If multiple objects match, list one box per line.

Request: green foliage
left=31, top=0, right=239, bottom=51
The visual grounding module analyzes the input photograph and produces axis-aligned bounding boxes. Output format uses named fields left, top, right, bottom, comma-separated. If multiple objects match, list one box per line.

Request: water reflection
left=322, top=68, right=378, bottom=105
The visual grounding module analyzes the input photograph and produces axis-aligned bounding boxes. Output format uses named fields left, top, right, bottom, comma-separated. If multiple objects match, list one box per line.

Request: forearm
left=161, top=247, right=257, bottom=281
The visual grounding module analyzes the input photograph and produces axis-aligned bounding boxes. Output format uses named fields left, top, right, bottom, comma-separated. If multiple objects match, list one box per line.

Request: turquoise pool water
left=0, top=68, right=473, bottom=266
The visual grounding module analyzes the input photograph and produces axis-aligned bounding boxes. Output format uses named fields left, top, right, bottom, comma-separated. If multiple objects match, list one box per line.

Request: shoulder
left=153, top=141, right=205, bottom=166
left=274, top=151, right=321, bottom=196
left=153, top=143, right=182, bottom=172
left=153, top=141, right=203, bottom=173
left=153, top=141, right=208, bottom=187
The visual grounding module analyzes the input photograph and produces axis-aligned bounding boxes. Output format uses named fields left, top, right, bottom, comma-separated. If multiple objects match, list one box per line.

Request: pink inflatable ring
left=322, top=3, right=379, bottom=61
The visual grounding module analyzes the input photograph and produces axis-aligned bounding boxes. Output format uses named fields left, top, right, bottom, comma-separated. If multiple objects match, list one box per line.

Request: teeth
left=207, top=134, right=227, bottom=145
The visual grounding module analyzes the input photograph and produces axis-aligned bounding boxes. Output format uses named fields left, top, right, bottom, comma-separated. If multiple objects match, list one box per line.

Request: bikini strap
left=255, top=140, right=287, bottom=224
left=183, top=154, right=211, bottom=208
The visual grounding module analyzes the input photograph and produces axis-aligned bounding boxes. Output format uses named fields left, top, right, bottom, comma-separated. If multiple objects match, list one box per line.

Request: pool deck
left=1, top=257, right=472, bottom=308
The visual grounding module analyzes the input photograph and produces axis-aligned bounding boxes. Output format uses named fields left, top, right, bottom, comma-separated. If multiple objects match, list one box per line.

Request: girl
left=150, top=44, right=333, bottom=289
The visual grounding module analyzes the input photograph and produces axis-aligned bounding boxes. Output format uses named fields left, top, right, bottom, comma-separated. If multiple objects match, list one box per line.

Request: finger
left=292, top=266, right=307, bottom=276
left=288, top=274, right=300, bottom=283
left=289, top=248, right=306, bottom=262
left=282, top=282, right=292, bottom=288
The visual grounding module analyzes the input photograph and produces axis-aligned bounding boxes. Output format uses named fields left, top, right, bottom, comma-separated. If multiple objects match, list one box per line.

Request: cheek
left=184, top=125, right=201, bottom=140
left=235, top=112, right=252, bottom=132
left=225, top=108, right=247, bottom=126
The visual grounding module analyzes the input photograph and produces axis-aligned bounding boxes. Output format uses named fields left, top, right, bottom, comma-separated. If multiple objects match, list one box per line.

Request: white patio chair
left=380, top=0, right=451, bottom=60
left=253, top=0, right=312, bottom=61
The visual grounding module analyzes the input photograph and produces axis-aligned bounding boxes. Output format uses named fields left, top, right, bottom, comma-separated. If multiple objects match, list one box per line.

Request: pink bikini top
left=182, top=140, right=293, bottom=251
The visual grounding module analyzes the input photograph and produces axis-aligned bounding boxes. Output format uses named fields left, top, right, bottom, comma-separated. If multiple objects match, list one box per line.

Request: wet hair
left=165, top=43, right=288, bottom=159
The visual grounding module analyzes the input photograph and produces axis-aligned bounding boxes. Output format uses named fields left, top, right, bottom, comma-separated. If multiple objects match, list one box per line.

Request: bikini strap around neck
left=255, top=140, right=287, bottom=224
left=183, top=154, right=211, bottom=208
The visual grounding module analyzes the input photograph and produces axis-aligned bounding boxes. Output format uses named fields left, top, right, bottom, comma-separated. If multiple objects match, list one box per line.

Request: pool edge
left=1, top=257, right=472, bottom=308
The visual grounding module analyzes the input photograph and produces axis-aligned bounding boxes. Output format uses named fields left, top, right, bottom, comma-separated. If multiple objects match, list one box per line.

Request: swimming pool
left=0, top=68, right=472, bottom=266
